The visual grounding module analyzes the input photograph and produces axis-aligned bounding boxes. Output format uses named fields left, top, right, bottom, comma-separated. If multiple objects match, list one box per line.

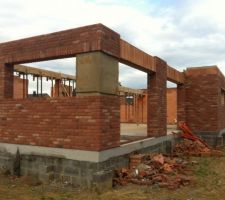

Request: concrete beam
left=76, top=52, right=118, bottom=95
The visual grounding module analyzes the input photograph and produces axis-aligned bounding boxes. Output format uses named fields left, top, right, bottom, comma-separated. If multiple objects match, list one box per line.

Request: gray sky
left=1, top=0, right=225, bottom=93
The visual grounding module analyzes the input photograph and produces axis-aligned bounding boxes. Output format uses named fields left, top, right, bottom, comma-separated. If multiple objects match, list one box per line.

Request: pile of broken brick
left=113, top=153, right=194, bottom=189
left=114, top=123, right=223, bottom=189
left=113, top=141, right=223, bottom=189
left=173, top=139, right=222, bottom=157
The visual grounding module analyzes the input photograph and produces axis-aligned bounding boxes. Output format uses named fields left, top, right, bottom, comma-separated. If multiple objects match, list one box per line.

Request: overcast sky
left=1, top=0, right=225, bottom=93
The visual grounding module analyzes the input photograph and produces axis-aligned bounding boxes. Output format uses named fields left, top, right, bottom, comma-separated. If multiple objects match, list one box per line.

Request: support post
left=55, top=79, right=60, bottom=97
left=177, top=84, right=186, bottom=125
left=76, top=52, right=120, bottom=150
left=0, top=63, right=14, bottom=99
left=147, top=57, right=167, bottom=137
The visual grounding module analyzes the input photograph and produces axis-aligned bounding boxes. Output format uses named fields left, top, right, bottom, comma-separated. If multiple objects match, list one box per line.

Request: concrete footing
left=196, top=132, right=223, bottom=147
left=0, top=135, right=175, bottom=188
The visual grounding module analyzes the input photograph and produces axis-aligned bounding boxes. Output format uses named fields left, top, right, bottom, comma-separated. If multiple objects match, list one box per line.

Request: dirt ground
left=1, top=153, right=225, bottom=200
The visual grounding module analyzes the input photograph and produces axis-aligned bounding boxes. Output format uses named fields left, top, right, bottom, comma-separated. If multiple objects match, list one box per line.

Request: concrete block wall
left=0, top=96, right=120, bottom=151
left=0, top=134, right=174, bottom=187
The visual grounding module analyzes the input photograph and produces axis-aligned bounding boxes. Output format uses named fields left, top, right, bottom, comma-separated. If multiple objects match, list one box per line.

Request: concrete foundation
left=0, top=135, right=175, bottom=188
left=196, top=132, right=223, bottom=147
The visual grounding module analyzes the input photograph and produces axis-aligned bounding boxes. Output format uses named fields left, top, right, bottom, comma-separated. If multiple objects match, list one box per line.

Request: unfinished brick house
left=0, top=24, right=224, bottom=187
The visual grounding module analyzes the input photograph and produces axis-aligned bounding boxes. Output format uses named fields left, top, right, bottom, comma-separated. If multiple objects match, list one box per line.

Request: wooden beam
left=14, top=64, right=76, bottom=80
left=118, top=86, right=144, bottom=95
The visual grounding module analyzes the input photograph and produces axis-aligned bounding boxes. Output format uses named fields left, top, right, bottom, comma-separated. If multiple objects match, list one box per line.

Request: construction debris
left=113, top=153, right=193, bottom=189
left=178, top=122, right=210, bottom=148
left=173, top=139, right=222, bottom=157
left=114, top=122, right=223, bottom=190
left=173, top=122, right=223, bottom=157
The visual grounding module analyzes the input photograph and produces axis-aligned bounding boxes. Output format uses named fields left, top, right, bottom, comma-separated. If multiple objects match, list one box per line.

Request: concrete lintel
left=76, top=51, right=118, bottom=95
left=0, top=135, right=174, bottom=163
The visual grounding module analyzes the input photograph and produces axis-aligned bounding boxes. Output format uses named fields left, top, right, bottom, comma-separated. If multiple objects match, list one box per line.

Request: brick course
left=0, top=24, right=120, bottom=64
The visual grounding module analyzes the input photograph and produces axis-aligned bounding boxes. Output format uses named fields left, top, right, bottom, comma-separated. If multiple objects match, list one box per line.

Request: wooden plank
left=14, top=64, right=76, bottom=80
left=119, top=39, right=155, bottom=72
left=118, top=86, right=144, bottom=95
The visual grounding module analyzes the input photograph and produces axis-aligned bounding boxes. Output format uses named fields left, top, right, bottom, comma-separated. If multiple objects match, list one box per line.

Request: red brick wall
left=13, top=76, right=28, bottom=99
left=0, top=96, right=120, bottom=151
left=120, top=88, right=177, bottom=124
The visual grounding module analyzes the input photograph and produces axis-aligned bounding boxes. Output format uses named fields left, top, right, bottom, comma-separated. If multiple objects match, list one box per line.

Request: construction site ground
left=1, top=148, right=225, bottom=200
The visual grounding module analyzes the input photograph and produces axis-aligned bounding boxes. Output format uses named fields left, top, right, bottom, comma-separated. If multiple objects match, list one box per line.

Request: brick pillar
left=177, top=84, right=186, bottom=124
left=0, top=63, right=13, bottom=99
left=76, top=51, right=120, bottom=150
left=147, top=57, right=167, bottom=137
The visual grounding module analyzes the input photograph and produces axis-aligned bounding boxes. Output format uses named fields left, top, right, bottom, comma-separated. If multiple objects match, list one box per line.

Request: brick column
left=147, top=57, right=167, bottom=137
left=177, top=84, right=186, bottom=124
left=0, top=63, right=14, bottom=99
left=76, top=52, right=120, bottom=150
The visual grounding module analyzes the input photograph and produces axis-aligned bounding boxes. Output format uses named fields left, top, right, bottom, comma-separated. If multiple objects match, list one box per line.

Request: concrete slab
left=120, top=123, right=177, bottom=137
left=0, top=134, right=175, bottom=163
